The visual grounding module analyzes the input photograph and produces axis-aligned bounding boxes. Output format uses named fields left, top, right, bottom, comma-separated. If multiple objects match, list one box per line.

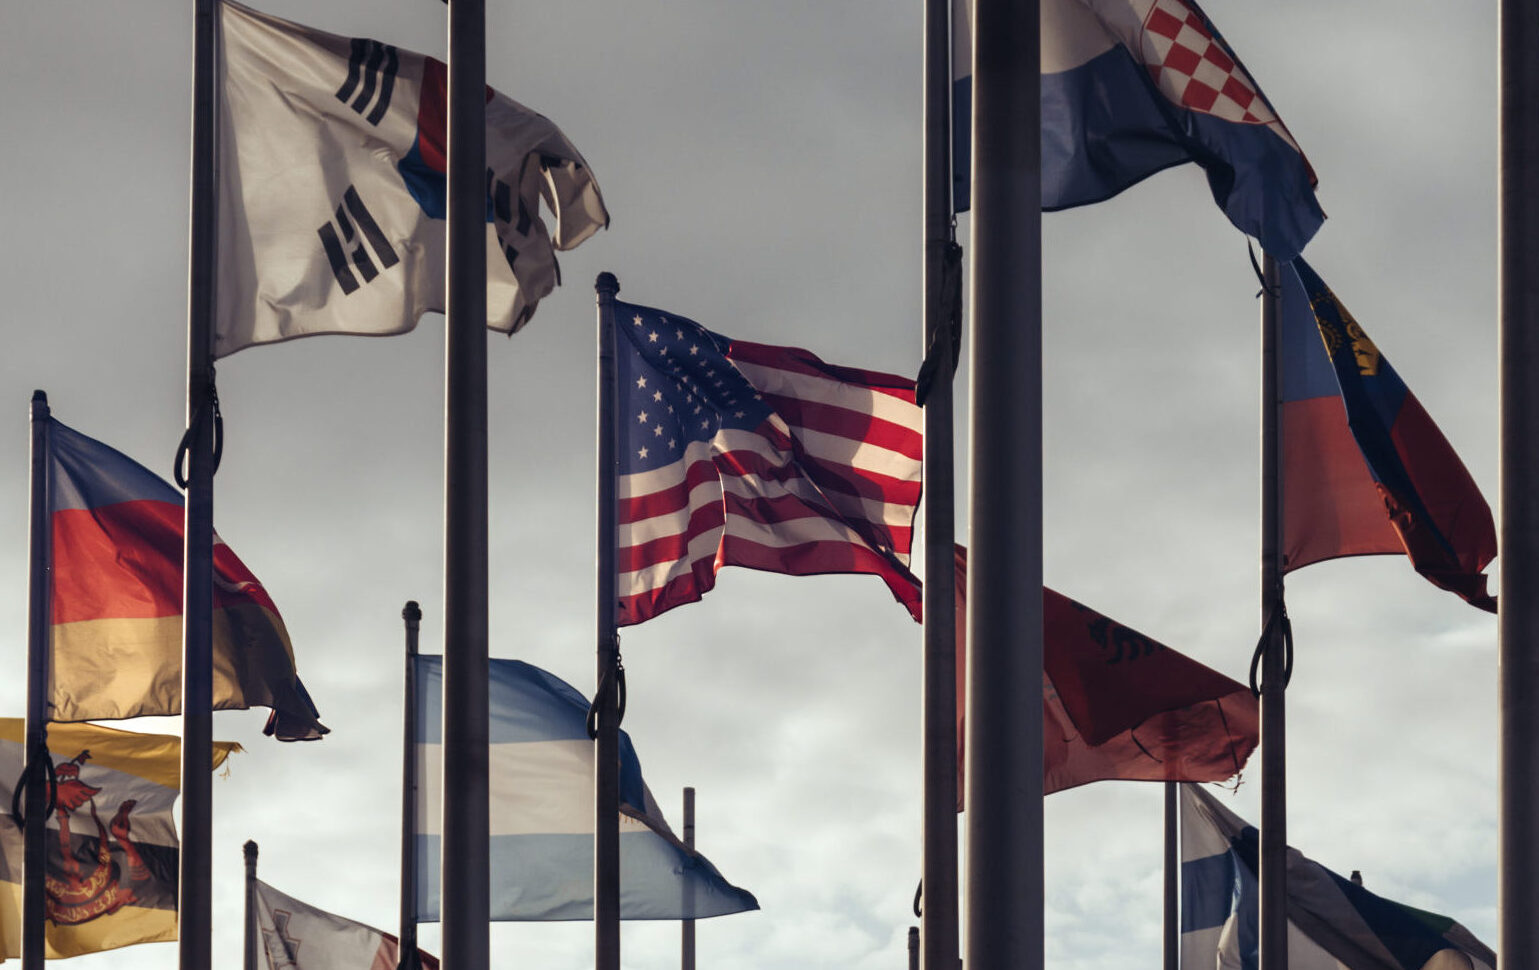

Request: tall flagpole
left=1258, top=253, right=1288, bottom=970
left=22, top=390, right=51, bottom=970
left=441, top=0, right=491, bottom=966
left=400, top=602, right=423, bottom=970
left=1163, top=783, right=1177, bottom=970
left=920, top=0, right=959, bottom=965
left=964, top=1, right=1042, bottom=968
left=1499, top=2, right=1539, bottom=964
left=243, top=841, right=258, bottom=970
left=681, top=787, right=695, bottom=970
left=181, top=0, right=220, bottom=967
left=594, top=271, right=622, bottom=970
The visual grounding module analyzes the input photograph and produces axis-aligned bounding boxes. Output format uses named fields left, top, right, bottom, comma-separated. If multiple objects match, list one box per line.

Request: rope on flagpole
left=586, top=639, right=626, bottom=739
left=1247, top=595, right=1293, bottom=698
left=174, top=372, right=224, bottom=489
left=11, top=744, right=56, bottom=830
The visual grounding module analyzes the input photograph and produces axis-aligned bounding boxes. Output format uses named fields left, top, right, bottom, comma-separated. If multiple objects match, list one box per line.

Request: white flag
left=254, top=879, right=437, bottom=970
left=216, top=0, right=608, bottom=357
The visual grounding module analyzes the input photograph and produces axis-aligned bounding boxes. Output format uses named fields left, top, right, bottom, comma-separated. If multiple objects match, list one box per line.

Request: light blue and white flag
left=412, top=656, right=758, bottom=922
left=1180, top=784, right=1494, bottom=970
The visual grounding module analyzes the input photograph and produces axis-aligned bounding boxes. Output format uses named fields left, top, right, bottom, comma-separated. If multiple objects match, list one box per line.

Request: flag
left=1181, top=783, right=1496, bottom=970
left=951, top=548, right=1259, bottom=798
left=614, top=300, right=923, bottom=625
left=1280, top=258, right=1496, bottom=611
left=47, top=417, right=327, bottom=740
left=254, top=879, right=438, bottom=970
left=215, top=0, right=608, bottom=357
left=412, top=656, right=757, bottom=921
left=0, top=719, right=238, bottom=959
left=952, top=0, right=1323, bottom=260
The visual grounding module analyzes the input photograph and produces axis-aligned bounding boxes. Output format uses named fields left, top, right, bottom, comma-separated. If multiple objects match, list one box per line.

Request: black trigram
left=317, top=186, right=399, bottom=295
left=488, top=167, right=533, bottom=275
left=335, top=37, right=399, bottom=125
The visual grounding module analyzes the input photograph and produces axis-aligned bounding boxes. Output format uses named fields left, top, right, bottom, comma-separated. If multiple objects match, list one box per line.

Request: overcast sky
left=0, top=1, right=1502, bottom=968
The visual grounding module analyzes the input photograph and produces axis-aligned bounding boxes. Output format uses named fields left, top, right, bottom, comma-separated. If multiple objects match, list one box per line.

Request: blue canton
left=613, top=301, right=773, bottom=475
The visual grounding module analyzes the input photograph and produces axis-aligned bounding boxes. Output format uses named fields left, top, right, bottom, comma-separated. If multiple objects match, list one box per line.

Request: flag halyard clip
left=10, top=741, right=56, bottom=831
left=915, top=241, right=965, bottom=408
left=586, top=638, right=627, bottom=740
left=1247, top=594, right=1294, bottom=697
left=1247, top=241, right=1282, bottom=300
left=173, top=373, right=224, bottom=490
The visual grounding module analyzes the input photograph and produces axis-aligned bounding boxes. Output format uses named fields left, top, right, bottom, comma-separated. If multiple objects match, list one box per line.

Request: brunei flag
left=46, top=417, right=326, bottom=740
left=215, top=0, right=608, bottom=357
left=1279, top=258, right=1496, bottom=610
left=0, top=719, right=239, bottom=958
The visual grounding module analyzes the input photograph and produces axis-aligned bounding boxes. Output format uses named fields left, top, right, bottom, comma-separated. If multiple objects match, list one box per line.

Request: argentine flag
left=1181, top=784, right=1494, bottom=970
left=412, top=656, right=758, bottom=922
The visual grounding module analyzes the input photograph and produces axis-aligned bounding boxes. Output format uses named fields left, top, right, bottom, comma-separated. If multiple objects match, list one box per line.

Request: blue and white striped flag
left=412, top=656, right=758, bottom=922
left=1180, top=784, right=1494, bottom=970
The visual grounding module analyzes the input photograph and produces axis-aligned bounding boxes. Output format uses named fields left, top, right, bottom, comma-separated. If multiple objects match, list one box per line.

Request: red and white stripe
left=616, top=338, right=923, bottom=626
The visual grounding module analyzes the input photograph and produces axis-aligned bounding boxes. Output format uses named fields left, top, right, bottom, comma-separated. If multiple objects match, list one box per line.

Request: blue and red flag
left=47, top=418, right=326, bottom=739
left=953, top=0, right=1323, bottom=260
left=1280, top=258, right=1496, bottom=610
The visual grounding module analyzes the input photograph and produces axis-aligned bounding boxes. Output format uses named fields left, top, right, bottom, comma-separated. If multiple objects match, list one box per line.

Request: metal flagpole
left=920, top=0, right=959, bottom=965
left=442, top=0, right=491, bottom=967
left=22, top=390, right=51, bottom=970
left=1258, top=253, right=1288, bottom=970
left=1163, top=783, right=1177, bottom=970
left=594, top=271, right=622, bottom=970
left=181, top=0, right=220, bottom=967
left=400, top=602, right=423, bottom=970
left=1499, top=2, right=1539, bottom=964
left=243, top=841, right=259, bottom=970
left=964, top=1, right=1042, bottom=968
left=681, top=787, right=695, bottom=970
left=908, top=926, right=919, bottom=970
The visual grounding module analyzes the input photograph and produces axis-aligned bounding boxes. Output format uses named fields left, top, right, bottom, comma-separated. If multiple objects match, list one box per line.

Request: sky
left=0, top=1, right=1502, bottom=968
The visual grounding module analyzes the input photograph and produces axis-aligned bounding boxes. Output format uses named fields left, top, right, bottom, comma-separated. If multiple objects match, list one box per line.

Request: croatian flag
left=953, top=0, right=1323, bottom=260
left=1280, top=258, right=1496, bottom=610
left=47, top=417, right=326, bottom=740
left=254, top=879, right=438, bottom=970
left=216, top=1, right=608, bottom=357
left=412, top=656, right=758, bottom=921
left=614, top=300, right=923, bottom=626
left=1180, top=783, right=1495, bottom=970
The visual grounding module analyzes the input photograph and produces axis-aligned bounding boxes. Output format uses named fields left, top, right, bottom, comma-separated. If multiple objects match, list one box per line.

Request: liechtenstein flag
left=953, top=0, right=1324, bottom=261
left=1280, top=258, right=1496, bottom=611
left=216, top=1, right=608, bottom=357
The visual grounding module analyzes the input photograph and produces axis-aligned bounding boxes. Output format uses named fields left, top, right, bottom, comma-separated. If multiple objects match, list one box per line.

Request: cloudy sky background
left=0, top=0, right=1501, bottom=967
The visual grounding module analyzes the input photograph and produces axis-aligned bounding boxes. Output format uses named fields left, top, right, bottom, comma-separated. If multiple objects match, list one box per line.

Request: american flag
left=613, top=300, right=923, bottom=626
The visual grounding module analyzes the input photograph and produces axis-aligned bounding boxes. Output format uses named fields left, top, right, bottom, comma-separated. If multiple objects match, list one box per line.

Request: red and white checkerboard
left=1139, top=0, right=1276, bottom=126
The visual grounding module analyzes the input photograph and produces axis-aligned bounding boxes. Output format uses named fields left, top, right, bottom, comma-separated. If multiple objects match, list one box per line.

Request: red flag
left=952, top=547, right=1258, bottom=801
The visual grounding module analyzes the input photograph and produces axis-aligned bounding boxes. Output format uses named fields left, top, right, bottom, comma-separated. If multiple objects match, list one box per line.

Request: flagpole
left=22, top=390, right=51, bottom=970
left=964, top=1, right=1042, bottom=968
left=908, top=926, right=919, bottom=970
left=920, top=0, right=959, bottom=964
left=400, top=601, right=422, bottom=970
left=181, top=0, right=220, bottom=967
left=681, top=787, right=695, bottom=970
left=1258, top=252, right=1288, bottom=970
left=1163, top=783, right=1177, bottom=970
left=243, top=841, right=258, bottom=970
left=1499, top=2, right=1539, bottom=964
left=441, top=0, right=491, bottom=966
left=594, top=271, right=622, bottom=970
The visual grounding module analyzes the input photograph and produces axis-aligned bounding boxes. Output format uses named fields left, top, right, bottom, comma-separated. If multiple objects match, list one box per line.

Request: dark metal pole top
left=402, top=601, right=422, bottom=623
left=243, top=840, right=258, bottom=867
left=30, top=390, right=47, bottom=407
left=595, top=272, right=620, bottom=298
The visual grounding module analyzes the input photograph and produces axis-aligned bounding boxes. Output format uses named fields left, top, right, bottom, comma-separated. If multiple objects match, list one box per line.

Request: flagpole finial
left=402, top=601, right=422, bottom=622
left=243, top=840, right=258, bottom=866
left=595, top=272, right=620, bottom=298
left=30, top=390, right=46, bottom=405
